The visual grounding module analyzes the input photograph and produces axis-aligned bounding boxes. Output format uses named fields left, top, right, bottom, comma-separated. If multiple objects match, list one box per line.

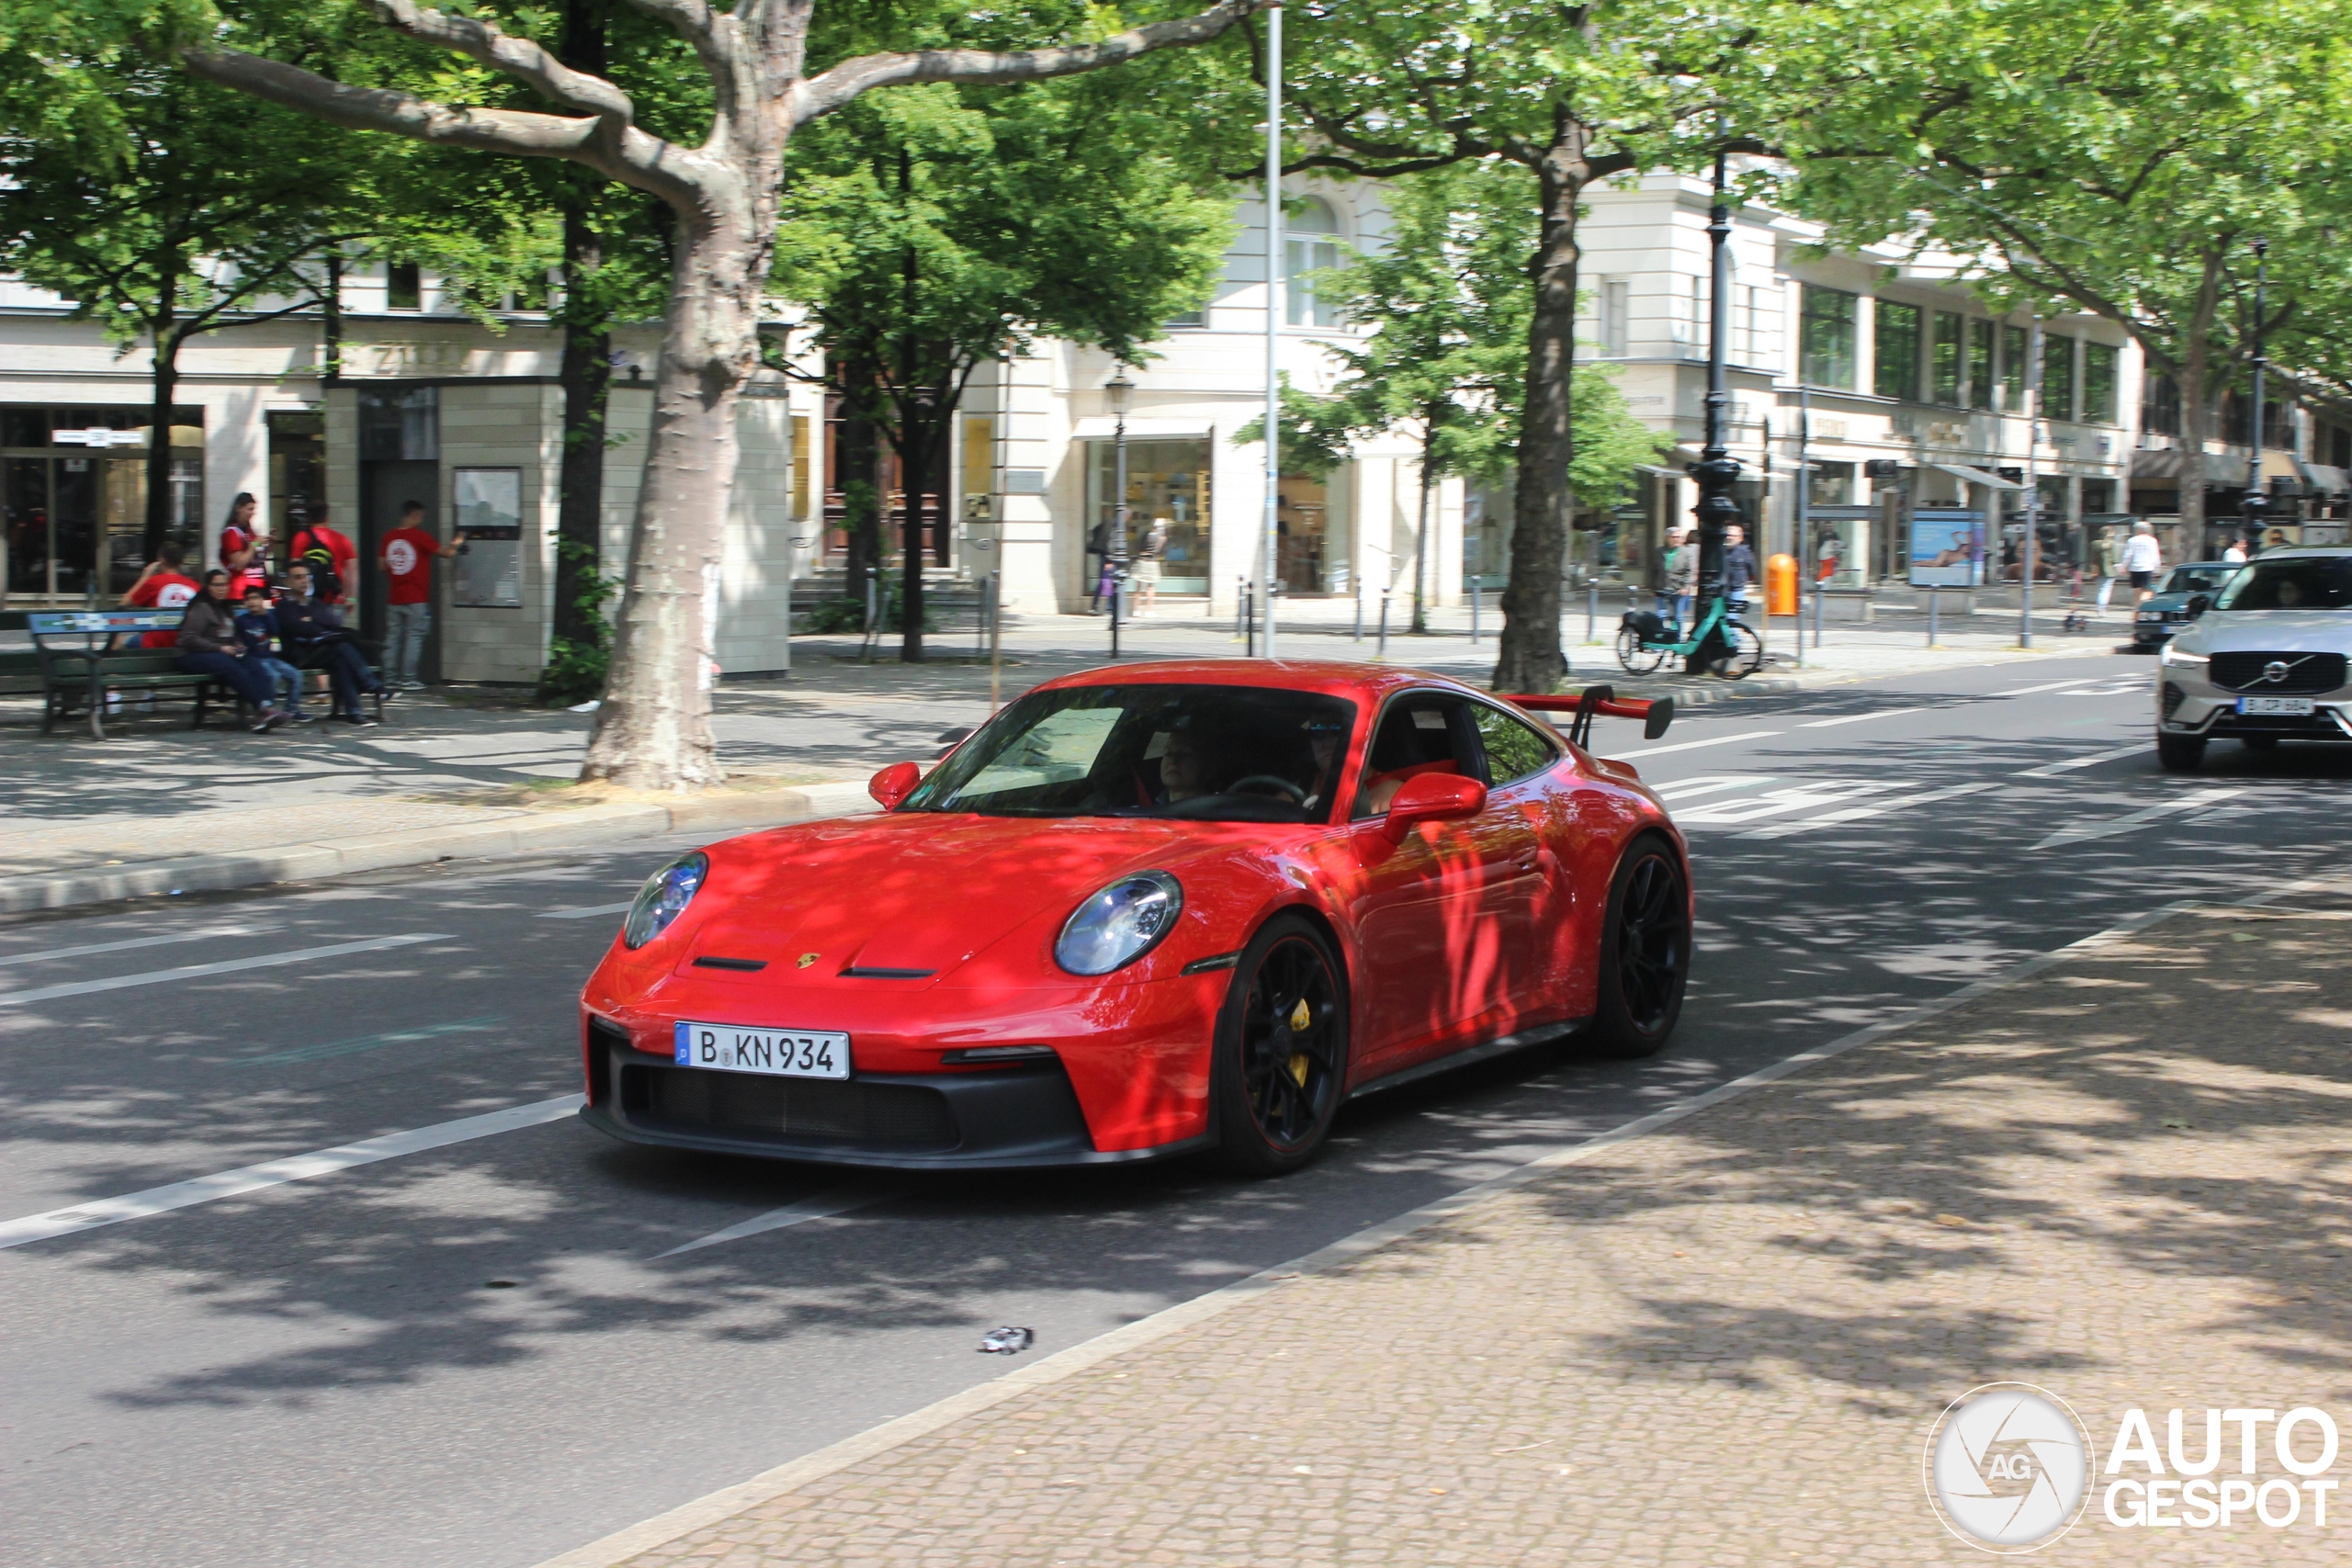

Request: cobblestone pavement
left=587, top=899, right=2352, bottom=1567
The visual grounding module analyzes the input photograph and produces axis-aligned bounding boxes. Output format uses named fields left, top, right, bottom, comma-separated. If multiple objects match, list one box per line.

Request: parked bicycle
left=1615, top=593, right=1766, bottom=678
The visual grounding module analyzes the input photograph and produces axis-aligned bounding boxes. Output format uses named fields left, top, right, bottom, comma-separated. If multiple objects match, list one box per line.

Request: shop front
left=2, top=405, right=205, bottom=604
left=1084, top=436, right=1213, bottom=597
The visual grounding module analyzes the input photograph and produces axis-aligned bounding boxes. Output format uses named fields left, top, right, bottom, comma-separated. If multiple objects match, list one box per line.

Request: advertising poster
left=1910, top=508, right=1984, bottom=588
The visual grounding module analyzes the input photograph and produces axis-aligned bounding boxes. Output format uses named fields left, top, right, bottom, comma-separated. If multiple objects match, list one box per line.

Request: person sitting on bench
left=175, top=570, right=292, bottom=732
left=277, top=562, right=386, bottom=726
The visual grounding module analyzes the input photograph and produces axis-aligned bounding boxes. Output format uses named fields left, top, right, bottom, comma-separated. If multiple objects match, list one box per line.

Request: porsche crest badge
left=797, top=952, right=820, bottom=969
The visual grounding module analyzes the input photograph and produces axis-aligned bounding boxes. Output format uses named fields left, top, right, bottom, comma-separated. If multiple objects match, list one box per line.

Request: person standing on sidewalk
left=2121, top=519, right=2163, bottom=604
left=1723, top=524, right=1759, bottom=615
left=2094, top=525, right=2124, bottom=615
left=1134, top=518, right=1170, bottom=616
left=220, top=492, right=270, bottom=598
left=380, top=501, right=465, bottom=689
left=175, top=570, right=291, bottom=731
left=288, top=501, right=358, bottom=607
left=1661, top=527, right=1695, bottom=628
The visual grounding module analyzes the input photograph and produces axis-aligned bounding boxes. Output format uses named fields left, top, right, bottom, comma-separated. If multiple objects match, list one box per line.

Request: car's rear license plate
left=674, top=1021, right=851, bottom=1079
left=2237, top=697, right=2315, bottom=716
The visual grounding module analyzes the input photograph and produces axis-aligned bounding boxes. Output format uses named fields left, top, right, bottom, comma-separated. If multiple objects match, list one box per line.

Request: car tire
left=1587, top=836, right=1690, bottom=1058
left=2155, top=733, right=2207, bottom=772
left=2242, top=735, right=2279, bottom=751
left=1208, top=914, right=1349, bottom=1178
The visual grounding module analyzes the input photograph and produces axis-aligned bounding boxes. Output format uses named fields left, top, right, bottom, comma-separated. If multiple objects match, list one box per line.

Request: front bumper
left=2158, top=679, right=2352, bottom=741
left=579, top=1019, right=1211, bottom=1168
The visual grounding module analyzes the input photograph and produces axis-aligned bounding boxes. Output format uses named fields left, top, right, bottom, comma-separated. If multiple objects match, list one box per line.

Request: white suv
left=2154, top=547, right=2352, bottom=771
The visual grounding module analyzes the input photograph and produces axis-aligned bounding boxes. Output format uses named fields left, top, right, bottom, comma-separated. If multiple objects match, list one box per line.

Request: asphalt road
left=6, top=649, right=2350, bottom=1568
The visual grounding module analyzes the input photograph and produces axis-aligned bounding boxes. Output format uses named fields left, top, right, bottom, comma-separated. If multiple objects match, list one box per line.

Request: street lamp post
left=2242, top=238, right=2272, bottom=554
left=2020, top=316, right=2041, bottom=649
left=1261, top=2, right=1283, bottom=659
left=1106, top=367, right=1133, bottom=658
left=1685, top=145, right=1743, bottom=674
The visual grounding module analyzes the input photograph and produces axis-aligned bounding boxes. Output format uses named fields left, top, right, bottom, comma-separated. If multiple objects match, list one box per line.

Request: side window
left=1472, top=705, right=1559, bottom=786
left=1353, top=694, right=1469, bottom=818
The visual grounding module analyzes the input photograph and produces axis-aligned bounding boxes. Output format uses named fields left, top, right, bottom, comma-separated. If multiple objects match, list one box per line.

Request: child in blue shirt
left=235, top=586, right=311, bottom=721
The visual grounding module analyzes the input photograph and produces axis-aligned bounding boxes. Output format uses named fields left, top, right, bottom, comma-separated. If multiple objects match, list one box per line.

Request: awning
left=2294, top=456, right=2352, bottom=495
left=2127, top=448, right=2211, bottom=484
left=1069, top=417, right=1216, bottom=442
left=1928, top=462, right=2022, bottom=491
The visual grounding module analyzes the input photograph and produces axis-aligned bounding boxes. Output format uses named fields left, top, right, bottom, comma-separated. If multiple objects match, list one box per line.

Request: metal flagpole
left=1793, top=384, right=1808, bottom=667
left=1261, top=2, right=1283, bottom=660
left=2020, top=316, right=2041, bottom=649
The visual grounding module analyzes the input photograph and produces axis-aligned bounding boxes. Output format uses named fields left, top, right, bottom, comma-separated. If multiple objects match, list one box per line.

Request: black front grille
left=622, top=1064, right=957, bottom=1149
left=2210, top=652, right=2348, bottom=694
left=2162, top=682, right=2187, bottom=717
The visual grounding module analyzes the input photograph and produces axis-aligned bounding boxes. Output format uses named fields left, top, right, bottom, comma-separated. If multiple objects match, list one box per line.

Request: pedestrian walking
left=379, top=501, right=466, bottom=688
left=174, top=570, right=291, bottom=731
left=2094, top=525, right=2124, bottom=615
left=288, top=500, right=358, bottom=607
left=234, top=585, right=311, bottom=721
left=2222, top=537, right=2248, bottom=565
left=1722, top=524, right=1759, bottom=615
left=219, top=492, right=271, bottom=598
left=2121, top=519, right=2163, bottom=604
left=277, top=562, right=385, bottom=725
left=1134, top=518, right=1170, bottom=616
left=1662, top=527, right=1696, bottom=628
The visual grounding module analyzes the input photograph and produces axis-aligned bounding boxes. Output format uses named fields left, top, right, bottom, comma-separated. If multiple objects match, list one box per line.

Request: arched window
left=1284, top=196, right=1344, bottom=329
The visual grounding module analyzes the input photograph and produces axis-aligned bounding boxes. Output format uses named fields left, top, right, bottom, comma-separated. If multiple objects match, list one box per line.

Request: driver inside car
left=1154, top=728, right=1220, bottom=804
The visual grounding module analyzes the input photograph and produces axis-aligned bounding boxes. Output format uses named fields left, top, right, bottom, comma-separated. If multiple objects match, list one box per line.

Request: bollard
left=1110, top=571, right=1122, bottom=660
left=1353, top=582, right=1363, bottom=642
left=1470, top=581, right=1482, bottom=645
left=1812, top=572, right=1826, bottom=649
left=1243, top=582, right=1256, bottom=657
left=1927, top=586, right=1939, bottom=647
left=1587, top=582, right=1599, bottom=645
left=1236, top=578, right=1248, bottom=640
left=1377, top=590, right=1390, bottom=660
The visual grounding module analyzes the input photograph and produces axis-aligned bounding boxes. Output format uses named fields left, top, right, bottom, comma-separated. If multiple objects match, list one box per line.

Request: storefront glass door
left=1087, top=439, right=1212, bottom=595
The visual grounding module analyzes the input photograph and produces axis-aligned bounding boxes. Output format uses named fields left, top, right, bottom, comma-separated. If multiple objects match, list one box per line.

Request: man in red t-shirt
left=380, top=500, right=466, bottom=688
left=288, top=501, right=359, bottom=606
left=121, top=543, right=201, bottom=649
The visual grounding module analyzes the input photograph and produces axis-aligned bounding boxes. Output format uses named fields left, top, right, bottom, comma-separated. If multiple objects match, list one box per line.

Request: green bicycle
left=1615, top=594, right=1766, bottom=679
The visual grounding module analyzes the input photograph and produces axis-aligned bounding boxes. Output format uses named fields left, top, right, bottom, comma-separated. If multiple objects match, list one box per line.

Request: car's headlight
left=622, top=852, right=708, bottom=949
left=1056, top=872, right=1183, bottom=976
left=2160, top=644, right=2210, bottom=669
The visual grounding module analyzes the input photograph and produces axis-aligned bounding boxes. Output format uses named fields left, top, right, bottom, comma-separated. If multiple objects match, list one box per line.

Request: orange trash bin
left=1765, top=552, right=1797, bottom=617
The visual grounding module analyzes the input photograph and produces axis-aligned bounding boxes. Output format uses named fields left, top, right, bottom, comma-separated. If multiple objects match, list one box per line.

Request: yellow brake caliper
left=1287, top=998, right=1312, bottom=1085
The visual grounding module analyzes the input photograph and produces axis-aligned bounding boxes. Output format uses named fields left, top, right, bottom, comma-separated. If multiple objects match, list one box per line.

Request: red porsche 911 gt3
left=578, top=660, right=1690, bottom=1176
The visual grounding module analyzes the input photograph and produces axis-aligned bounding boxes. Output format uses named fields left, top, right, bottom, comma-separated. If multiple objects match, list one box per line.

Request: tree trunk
left=899, top=399, right=939, bottom=661
left=552, top=203, right=611, bottom=655
left=838, top=373, right=881, bottom=612
left=1493, top=142, right=1585, bottom=694
left=143, top=287, right=182, bottom=564
left=579, top=217, right=763, bottom=789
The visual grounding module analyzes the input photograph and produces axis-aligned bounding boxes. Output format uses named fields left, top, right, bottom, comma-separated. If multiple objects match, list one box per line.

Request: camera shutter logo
left=1924, top=1382, right=2091, bottom=1552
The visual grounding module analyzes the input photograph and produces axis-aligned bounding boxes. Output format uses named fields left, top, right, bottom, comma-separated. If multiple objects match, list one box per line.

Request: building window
left=2001, top=323, right=2028, bottom=411
left=1599, top=278, right=1630, bottom=356
left=1742, top=285, right=1773, bottom=367
left=386, top=261, right=422, bottom=311
left=1967, top=320, right=1995, bottom=411
left=2082, top=342, right=2119, bottom=424
left=2140, top=372, right=2180, bottom=435
left=1930, top=311, right=1964, bottom=405
left=1687, top=276, right=1707, bottom=354
left=1284, top=196, right=1344, bottom=329
left=1163, top=308, right=1206, bottom=330
left=2041, top=335, right=2075, bottom=423
left=1800, top=286, right=1857, bottom=389
left=1874, top=300, right=1922, bottom=400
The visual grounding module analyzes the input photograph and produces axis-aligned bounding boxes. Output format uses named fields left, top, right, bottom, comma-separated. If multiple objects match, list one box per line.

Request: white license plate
left=2237, top=697, right=2314, bottom=716
left=673, top=1021, right=851, bottom=1079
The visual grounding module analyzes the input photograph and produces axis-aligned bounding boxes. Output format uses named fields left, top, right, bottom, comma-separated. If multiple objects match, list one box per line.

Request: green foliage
left=537, top=538, right=620, bottom=705
left=800, top=576, right=938, bottom=637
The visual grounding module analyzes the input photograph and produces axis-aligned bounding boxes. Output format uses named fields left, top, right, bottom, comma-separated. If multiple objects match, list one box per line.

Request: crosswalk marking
left=1653, top=775, right=1777, bottom=801
left=2029, top=789, right=2245, bottom=851
left=2018, top=743, right=2147, bottom=778
left=1798, top=707, right=1924, bottom=728
left=1996, top=679, right=2105, bottom=696
left=1673, top=780, right=1894, bottom=827
left=1741, top=782, right=1999, bottom=839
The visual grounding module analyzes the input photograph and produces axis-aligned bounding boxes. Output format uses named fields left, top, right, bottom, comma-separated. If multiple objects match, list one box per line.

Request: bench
left=0, top=608, right=37, bottom=698
left=30, top=610, right=239, bottom=740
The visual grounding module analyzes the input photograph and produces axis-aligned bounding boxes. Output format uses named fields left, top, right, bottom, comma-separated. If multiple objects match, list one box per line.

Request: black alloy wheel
left=1589, top=838, right=1690, bottom=1057
left=1210, top=916, right=1348, bottom=1176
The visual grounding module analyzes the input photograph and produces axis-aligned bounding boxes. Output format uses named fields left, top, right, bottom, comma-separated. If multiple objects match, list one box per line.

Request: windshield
left=2163, top=564, right=2239, bottom=594
left=2211, top=557, right=2352, bottom=612
left=901, top=683, right=1360, bottom=823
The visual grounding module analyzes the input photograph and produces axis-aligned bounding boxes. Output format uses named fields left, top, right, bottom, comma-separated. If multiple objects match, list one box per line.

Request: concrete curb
left=0, top=781, right=875, bottom=915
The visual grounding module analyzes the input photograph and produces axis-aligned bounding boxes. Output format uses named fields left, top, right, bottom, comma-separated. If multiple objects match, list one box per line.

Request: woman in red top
left=219, top=493, right=270, bottom=597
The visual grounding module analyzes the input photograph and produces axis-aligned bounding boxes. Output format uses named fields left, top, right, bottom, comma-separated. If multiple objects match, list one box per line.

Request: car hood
left=2175, top=610, right=2352, bottom=656
left=684, top=812, right=1259, bottom=980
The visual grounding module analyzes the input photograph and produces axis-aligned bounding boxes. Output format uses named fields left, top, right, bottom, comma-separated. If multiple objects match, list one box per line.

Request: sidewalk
left=0, top=605, right=2120, bottom=910
left=544, top=891, right=2352, bottom=1567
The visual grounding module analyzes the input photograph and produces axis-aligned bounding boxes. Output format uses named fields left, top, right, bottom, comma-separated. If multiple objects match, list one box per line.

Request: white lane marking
left=1653, top=775, right=1777, bottom=801
left=0, top=1094, right=583, bottom=1251
left=1741, top=781, right=1999, bottom=839
left=657, top=1181, right=916, bottom=1258
left=1996, top=679, right=2104, bottom=696
left=0, top=933, right=452, bottom=1009
left=2030, top=788, right=2245, bottom=851
left=1798, top=707, right=1925, bottom=728
left=2018, top=743, right=2148, bottom=778
left=1613, top=729, right=1782, bottom=760
left=0, top=925, right=279, bottom=969
left=539, top=901, right=637, bottom=920
left=1675, top=780, right=1894, bottom=827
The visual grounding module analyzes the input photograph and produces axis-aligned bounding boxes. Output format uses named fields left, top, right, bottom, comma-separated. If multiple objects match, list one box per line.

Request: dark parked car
left=2133, top=561, right=2243, bottom=648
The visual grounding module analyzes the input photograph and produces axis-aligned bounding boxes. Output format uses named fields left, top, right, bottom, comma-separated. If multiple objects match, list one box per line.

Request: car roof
left=2247, top=547, right=2352, bottom=560
left=1034, top=659, right=1489, bottom=706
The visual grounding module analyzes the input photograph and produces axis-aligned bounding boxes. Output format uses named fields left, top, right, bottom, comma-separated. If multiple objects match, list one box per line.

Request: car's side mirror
left=2187, top=593, right=2213, bottom=616
left=1380, top=773, right=1488, bottom=843
left=868, top=761, right=922, bottom=809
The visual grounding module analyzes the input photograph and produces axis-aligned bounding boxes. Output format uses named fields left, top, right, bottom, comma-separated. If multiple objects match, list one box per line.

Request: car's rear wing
left=1499, top=685, right=1674, bottom=749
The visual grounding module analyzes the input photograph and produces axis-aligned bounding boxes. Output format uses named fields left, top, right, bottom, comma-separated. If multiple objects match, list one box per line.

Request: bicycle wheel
left=1616, top=626, right=1668, bottom=675
left=1719, top=620, right=1766, bottom=679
